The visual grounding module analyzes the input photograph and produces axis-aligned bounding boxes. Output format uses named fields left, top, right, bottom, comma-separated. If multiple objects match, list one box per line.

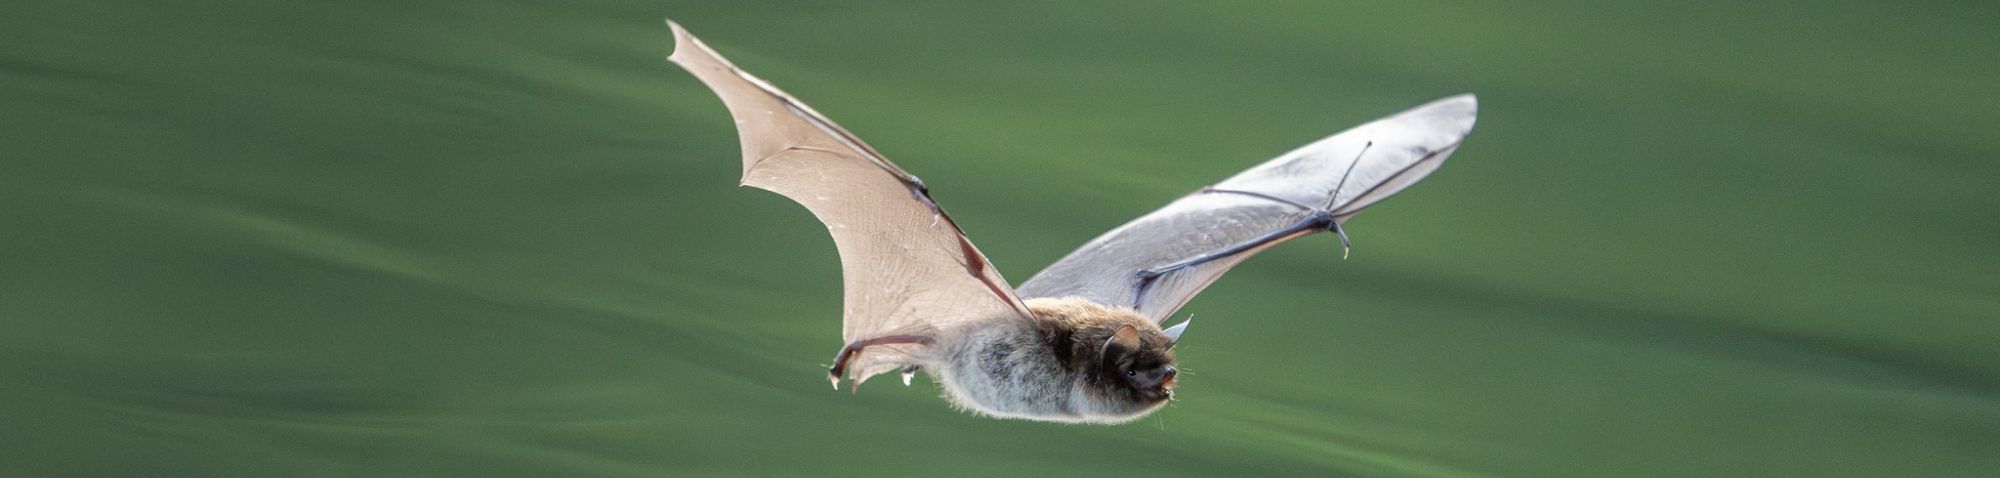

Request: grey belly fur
left=926, top=318, right=1157, bottom=424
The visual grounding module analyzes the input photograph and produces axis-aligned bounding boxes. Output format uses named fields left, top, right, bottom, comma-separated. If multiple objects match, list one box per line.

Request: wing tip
left=1399, top=93, right=1478, bottom=138
left=1443, top=92, right=1477, bottom=107
left=664, top=18, right=697, bottom=65
left=1429, top=93, right=1477, bottom=117
left=1454, top=93, right=1478, bottom=134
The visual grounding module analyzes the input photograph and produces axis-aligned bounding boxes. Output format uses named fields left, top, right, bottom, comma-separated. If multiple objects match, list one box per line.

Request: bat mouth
left=1137, top=384, right=1175, bottom=403
left=1134, top=366, right=1177, bottom=403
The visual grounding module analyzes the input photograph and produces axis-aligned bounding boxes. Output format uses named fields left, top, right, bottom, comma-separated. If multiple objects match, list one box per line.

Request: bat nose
left=1133, top=365, right=1177, bottom=389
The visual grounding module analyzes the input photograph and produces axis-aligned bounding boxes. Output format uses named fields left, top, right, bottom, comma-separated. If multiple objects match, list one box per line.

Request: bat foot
left=1319, top=211, right=1352, bottom=259
left=825, top=335, right=934, bottom=393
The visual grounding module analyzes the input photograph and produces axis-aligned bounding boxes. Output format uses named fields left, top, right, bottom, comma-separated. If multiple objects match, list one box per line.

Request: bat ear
left=1101, top=325, right=1142, bottom=358
left=1161, top=316, right=1190, bottom=346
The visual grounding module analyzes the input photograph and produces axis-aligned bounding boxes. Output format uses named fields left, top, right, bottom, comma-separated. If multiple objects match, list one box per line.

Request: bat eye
left=1125, top=370, right=1137, bottom=377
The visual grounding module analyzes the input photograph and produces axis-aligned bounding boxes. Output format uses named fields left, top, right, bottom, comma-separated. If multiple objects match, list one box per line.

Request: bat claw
left=1325, top=213, right=1352, bottom=260
left=901, top=365, right=919, bottom=386
left=828, top=372, right=841, bottom=390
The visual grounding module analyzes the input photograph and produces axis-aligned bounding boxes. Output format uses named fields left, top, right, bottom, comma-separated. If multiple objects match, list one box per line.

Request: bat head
left=1098, top=323, right=1179, bottom=405
left=1025, top=297, right=1180, bottom=420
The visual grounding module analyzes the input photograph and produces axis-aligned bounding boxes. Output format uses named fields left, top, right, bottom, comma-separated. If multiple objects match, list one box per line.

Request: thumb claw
left=1331, top=219, right=1353, bottom=260
left=828, top=373, right=841, bottom=390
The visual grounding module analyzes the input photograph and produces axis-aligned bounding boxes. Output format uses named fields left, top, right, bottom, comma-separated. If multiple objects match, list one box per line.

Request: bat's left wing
left=667, top=21, right=1034, bottom=386
left=1017, top=96, right=1477, bottom=323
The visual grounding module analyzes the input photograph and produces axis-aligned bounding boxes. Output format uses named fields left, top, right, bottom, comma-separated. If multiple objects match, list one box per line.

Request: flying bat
left=665, top=20, right=1476, bottom=424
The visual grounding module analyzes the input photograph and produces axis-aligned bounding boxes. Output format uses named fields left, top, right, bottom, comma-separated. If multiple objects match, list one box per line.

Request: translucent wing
left=1016, top=95, right=1477, bottom=322
left=667, top=21, right=1033, bottom=382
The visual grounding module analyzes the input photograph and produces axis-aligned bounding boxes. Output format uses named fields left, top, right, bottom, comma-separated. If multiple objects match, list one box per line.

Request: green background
left=5, top=1, right=1996, bottom=476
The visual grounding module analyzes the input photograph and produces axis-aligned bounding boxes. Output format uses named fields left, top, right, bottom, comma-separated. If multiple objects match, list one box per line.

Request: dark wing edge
left=666, top=20, right=1036, bottom=381
left=1016, top=95, right=1478, bottom=322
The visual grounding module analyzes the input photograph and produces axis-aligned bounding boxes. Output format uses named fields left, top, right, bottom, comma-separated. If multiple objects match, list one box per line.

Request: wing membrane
left=667, top=21, right=1032, bottom=380
left=1017, top=95, right=1477, bottom=321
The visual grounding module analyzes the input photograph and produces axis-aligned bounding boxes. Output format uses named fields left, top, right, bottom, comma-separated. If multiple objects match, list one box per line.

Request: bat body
left=926, top=297, right=1176, bottom=423
left=666, top=21, right=1476, bottom=424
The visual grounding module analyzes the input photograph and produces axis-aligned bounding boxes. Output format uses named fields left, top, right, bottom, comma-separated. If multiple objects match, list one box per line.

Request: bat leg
left=827, top=335, right=935, bottom=389
left=1132, top=210, right=1340, bottom=307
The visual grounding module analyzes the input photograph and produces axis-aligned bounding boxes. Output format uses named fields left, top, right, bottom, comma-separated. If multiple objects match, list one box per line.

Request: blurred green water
left=4, top=1, right=1997, bottom=476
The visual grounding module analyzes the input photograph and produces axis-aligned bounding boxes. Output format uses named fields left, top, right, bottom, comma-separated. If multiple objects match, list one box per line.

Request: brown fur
left=1031, top=298, right=1175, bottom=375
left=1028, top=298, right=1178, bottom=409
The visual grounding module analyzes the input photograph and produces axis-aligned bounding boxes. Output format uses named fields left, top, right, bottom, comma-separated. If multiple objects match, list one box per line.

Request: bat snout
left=1132, top=365, right=1177, bottom=403
left=1129, top=365, right=1177, bottom=391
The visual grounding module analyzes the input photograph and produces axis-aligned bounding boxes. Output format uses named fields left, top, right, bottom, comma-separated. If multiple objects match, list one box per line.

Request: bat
left=665, top=20, right=1476, bottom=424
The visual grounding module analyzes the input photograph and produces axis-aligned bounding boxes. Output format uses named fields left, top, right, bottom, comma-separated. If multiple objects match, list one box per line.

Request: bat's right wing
left=1016, top=95, right=1477, bottom=323
left=667, top=21, right=1034, bottom=385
